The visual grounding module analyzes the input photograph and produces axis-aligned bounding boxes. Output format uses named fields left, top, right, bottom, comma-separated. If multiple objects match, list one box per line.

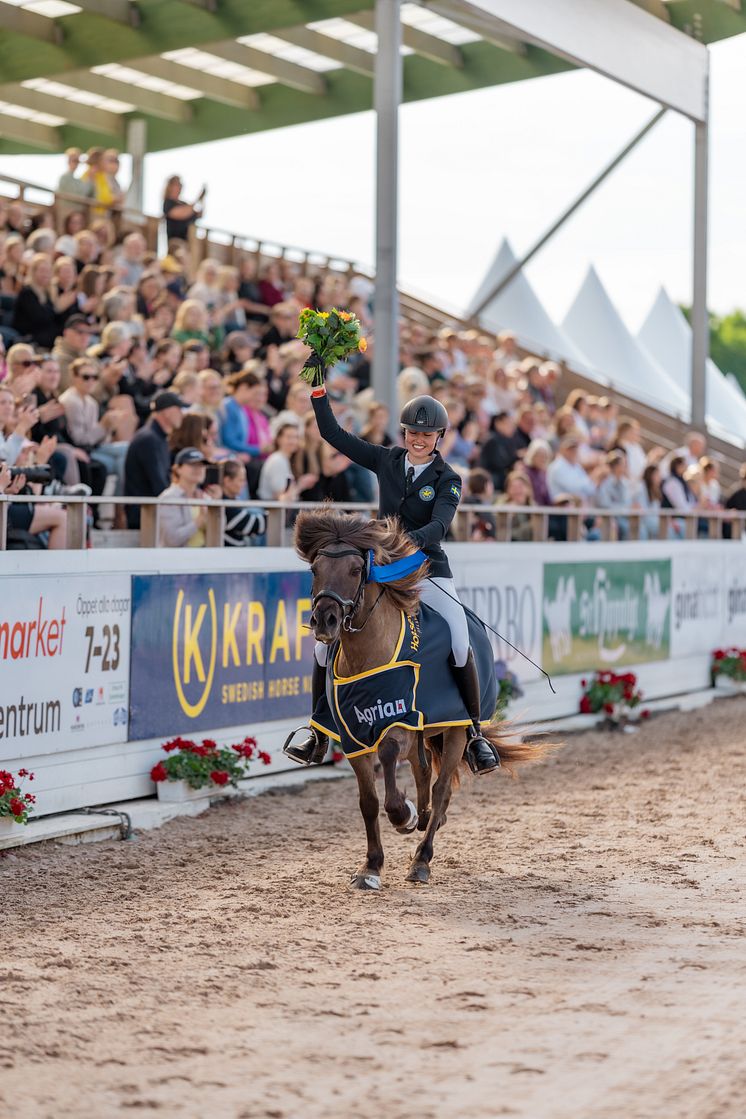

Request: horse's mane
left=294, top=507, right=429, bottom=615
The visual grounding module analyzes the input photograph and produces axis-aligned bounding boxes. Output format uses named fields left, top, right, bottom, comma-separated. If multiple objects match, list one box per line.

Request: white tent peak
left=467, top=238, right=587, bottom=366
left=561, top=265, right=690, bottom=417
left=638, top=286, right=746, bottom=446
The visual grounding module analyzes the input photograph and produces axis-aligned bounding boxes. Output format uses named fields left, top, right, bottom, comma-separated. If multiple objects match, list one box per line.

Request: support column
left=373, top=0, right=402, bottom=428
left=126, top=117, right=147, bottom=213
left=691, top=87, right=709, bottom=431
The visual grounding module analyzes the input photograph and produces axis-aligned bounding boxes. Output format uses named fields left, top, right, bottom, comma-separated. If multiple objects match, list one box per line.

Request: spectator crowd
left=0, top=148, right=745, bottom=550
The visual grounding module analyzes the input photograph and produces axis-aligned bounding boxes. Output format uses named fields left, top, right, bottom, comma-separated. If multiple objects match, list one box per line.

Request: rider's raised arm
left=311, top=390, right=385, bottom=474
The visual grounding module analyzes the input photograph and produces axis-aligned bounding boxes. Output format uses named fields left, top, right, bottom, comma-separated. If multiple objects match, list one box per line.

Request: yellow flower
left=358, top=337, right=368, bottom=353
left=318, top=311, right=329, bottom=319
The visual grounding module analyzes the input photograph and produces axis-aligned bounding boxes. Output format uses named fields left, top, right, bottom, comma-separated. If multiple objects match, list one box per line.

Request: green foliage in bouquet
left=297, top=308, right=367, bottom=387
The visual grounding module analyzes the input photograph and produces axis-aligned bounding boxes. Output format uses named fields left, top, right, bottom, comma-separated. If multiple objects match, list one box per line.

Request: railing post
left=567, top=512, right=582, bottom=542
left=495, top=511, right=509, bottom=542
left=65, top=500, right=87, bottom=550
left=204, top=504, right=224, bottom=548
left=139, top=504, right=159, bottom=548
left=530, top=511, right=547, bottom=542
left=628, top=513, right=641, bottom=541
left=0, top=500, right=7, bottom=550
left=265, top=507, right=283, bottom=547
left=684, top=512, right=697, bottom=540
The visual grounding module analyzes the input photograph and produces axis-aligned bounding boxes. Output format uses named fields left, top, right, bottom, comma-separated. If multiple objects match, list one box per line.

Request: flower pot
left=0, top=817, right=27, bottom=838
left=714, top=676, right=746, bottom=695
left=155, top=779, right=232, bottom=804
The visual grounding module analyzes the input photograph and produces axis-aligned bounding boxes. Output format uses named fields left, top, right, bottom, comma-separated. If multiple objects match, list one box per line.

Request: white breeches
left=314, top=577, right=470, bottom=668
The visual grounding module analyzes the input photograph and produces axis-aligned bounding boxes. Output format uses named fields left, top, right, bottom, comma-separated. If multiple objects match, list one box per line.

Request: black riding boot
left=451, top=649, right=500, bottom=774
left=283, top=659, right=330, bottom=766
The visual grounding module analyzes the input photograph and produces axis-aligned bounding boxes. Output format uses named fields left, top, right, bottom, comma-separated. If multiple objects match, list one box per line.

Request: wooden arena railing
left=1, top=495, right=744, bottom=551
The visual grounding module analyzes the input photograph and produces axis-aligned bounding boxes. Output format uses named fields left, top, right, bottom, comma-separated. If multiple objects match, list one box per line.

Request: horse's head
left=308, top=544, right=368, bottom=643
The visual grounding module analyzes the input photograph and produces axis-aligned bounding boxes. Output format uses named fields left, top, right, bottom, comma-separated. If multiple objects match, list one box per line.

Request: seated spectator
left=168, top=412, right=211, bottom=463
left=101, top=285, right=136, bottom=325
left=149, top=338, right=181, bottom=389
left=1, top=233, right=25, bottom=295
left=171, top=369, right=200, bottom=407
left=661, top=454, right=696, bottom=511
left=213, top=266, right=246, bottom=333
left=73, top=229, right=99, bottom=275
left=612, top=418, right=646, bottom=483
left=158, top=447, right=220, bottom=548
left=497, top=469, right=534, bottom=541
left=635, top=462, right=662, bottom=540
left=179, top=338, right=211, bottom=373
left=257, top=261, right=286, bottom=308
left=124, top=390, right=184, bottom=529
left=479, top=411, right=520, bottom=492
left=699, top=458, right=721, bottom=508
left=221, top=458, right=266, bottom=546
left=220, top=331, right=254, bottom=375
left=30, top=355, right=97, bottom=490
left=462, top=467, right=496, bottom=541
left=171, top=298, right=217, bottom=350
left=596, top=450, right=632, bottom=540
left=523, top=438, right=552, bottom=506
left=259, top=302, right=299, bottom=353
left=12, top=253, right=61, bottom=349
left=136, top=271, right=164, bottom=318
left=257, top=422, right=316, bottom=503
left=188, top=258, right=221, bottom=310
left=512, top=406, right=536, bottom=455
left=493, top=329, right=520, bottom=372
left=663, top=431, right=707, bottom=476
left=360, top=401, right=392, bottom=448
left=722, top=463, right=746, bottom=539
left=0, top=456, right=67, bottom=550
left=114, top=232, right=147, bottom=288
left=219, top=370, right=273, bottom=463
left=194, top=368, right=225, bottom=419
left=59, top=357, right=130, bottom=492
left=238, top=256, right=270, bottom=324
left=5, top=342, right=42, bottom=401
left=50, top=255, right=81, bottom=327
left=0, top=382, right=37, bottom=466
left=546, top=434, right=599, bottom=504
left=162, top=176, right=204, bottom=242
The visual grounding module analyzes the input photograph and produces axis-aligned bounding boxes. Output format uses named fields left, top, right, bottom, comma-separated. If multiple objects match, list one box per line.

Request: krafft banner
left=0, top=576, right=131, bottom=760
left=542, top=560, right=672, bottom=674
left=129, top=571, right=315, bottom=740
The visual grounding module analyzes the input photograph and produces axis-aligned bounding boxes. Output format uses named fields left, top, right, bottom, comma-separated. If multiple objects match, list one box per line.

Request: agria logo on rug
left=354, top=698, right=407, bottom=726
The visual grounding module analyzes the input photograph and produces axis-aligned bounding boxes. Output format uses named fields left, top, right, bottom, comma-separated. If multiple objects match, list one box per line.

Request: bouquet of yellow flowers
left=296, top=307, right=367, bottom=387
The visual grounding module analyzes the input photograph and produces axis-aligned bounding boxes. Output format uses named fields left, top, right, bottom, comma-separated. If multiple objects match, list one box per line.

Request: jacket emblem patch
left=418, top=485, right=435, bottom=502
left=449, top=484, right=461, bottom=499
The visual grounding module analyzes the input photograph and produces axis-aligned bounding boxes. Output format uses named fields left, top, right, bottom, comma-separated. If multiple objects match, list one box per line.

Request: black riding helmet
left=400, top=395, right=448, bottom=436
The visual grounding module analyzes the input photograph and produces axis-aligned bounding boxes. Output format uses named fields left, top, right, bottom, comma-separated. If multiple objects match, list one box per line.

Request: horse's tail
left=482, top=719, right=557, bottom=777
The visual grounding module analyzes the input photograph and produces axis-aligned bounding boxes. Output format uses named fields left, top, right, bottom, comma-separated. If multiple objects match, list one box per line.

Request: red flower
left=580, top=679, right=587, bottom=688
left=9, top=798, right=25, bottom=817
left=332, top=750, right=345, bottom=763
left=258, top=750, right=272, bottom=766
left=242, top=736, right=257, bottom=748
left=210, top=770, right=230, bottom=786
left=24, top=793, right=36, bottom=803
left=579, top=695, right=592, bottom=714
left=603, top=702, right=614, bottom=714
left=713, top=650, right=725, bottom=660
left=150, top=762, right=168, bottom=783
left=641, top=708, right=651, bottom=719
left=202, top=739, right=217, bottom=751
left=0, top=770, right=14, bottom=794
left=623, top=687, right=633, bottom=701
left=17, top=768, right=28, bottom=777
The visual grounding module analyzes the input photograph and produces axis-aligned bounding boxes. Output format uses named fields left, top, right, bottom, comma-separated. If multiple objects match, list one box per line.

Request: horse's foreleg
left=407, top=729, right=463, bottom=885
left=379, top=734, right=417, bottom=834
left=349, top=755, right=384, bottom=891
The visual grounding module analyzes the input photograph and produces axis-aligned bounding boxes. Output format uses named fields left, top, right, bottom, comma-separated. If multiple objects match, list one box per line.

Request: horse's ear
left=293, top=510, right=316, bottom=562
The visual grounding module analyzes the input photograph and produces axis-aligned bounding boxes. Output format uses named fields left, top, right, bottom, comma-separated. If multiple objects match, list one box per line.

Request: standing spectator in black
left=162, top=176, right=205, bottom=242
left=124, top=391, right=184, bottom=528
left=512, top=406, right=536, bottom=455
left=479, top=411, right=520, bottom=492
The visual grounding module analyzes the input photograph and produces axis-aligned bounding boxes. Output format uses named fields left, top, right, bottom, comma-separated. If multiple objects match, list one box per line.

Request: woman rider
left=284, top=385, right=499, bottom=775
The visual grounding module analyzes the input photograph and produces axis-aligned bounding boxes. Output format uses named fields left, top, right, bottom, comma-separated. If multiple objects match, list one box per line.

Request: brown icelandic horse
left=295, top=507, right=549, bottom=890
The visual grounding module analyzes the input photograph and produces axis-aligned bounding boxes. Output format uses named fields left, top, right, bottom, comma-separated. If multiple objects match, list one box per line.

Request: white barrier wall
left=1, top=540, right=744, bottom=818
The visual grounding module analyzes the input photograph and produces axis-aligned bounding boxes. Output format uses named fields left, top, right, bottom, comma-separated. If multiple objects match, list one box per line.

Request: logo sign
left=355, top=698, right=407, bottom=726
left=542, top=560, right=671, bottom=674
left=418, top=485, right=435, bottom=502
left=129, top=571, right=314, bottom=739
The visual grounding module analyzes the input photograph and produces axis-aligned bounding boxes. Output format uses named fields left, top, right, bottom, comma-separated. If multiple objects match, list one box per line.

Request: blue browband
left=367, top=549, right=428, bottom=584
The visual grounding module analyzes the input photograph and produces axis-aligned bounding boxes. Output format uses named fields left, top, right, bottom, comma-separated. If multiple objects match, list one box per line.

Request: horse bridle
left=311, top=547, right=382, bottom=635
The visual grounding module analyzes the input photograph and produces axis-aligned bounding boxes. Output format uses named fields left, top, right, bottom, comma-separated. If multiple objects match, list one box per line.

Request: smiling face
left=309, top=548, right=366, bottom=644
left=403, top=427, right=438, bottom=464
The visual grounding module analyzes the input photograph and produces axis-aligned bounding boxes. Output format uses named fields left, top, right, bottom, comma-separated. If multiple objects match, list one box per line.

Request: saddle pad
left=311, top=604, right=497, bottom=759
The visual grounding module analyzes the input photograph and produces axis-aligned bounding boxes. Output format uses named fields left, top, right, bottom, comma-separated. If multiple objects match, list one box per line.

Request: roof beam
left=348, top=10, right=464, bottom=68
left=72, top=0, right=140, bottom=25
left=207, top=41, right=328, bottom=95
left=422, top=1, right=527, bottom=54
left=0, top=110, right=59, bottom=150
left=4, top=84, right=123, bottom=137
left=0, top=2, right=63, bottom=45
left=273, top=26, right=374, bottom=77
left=130, top=57, right=260, bottom=110
left=64, top=71, right=193, bottom=123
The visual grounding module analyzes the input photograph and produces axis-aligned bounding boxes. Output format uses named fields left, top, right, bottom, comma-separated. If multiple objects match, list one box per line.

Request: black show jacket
left=311, top=392, right=461, bottom=578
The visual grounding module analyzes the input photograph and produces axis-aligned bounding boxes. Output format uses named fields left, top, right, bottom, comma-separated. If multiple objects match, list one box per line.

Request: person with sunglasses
left=59, top=357, right=128, bottom=490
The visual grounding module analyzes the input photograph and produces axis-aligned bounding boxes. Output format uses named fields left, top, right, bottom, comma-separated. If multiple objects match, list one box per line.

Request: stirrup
left=283, top=725, right=328, bottom=766
left=464, top=727, right=500, bottom=775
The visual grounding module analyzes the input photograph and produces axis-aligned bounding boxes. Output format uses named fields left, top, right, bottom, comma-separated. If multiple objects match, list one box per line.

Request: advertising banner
left=129, top=570, right=315, bottom=740
left=542, top=559, right=671, bottom=674
left=670, top=553, right=725, bottom=658
left=453, top=555, right=544, bottom=682
left=722, top=551, right=746, bottom=648
left=0, top=575, right=131, bottom=760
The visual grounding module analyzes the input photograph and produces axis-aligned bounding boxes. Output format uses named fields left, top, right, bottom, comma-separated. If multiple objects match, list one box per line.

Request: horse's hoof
left=406, top=862, right=430, bottom=885
left=349, top=873, right=381, bottom=891
left=395, top=798, right=418, bottom=834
